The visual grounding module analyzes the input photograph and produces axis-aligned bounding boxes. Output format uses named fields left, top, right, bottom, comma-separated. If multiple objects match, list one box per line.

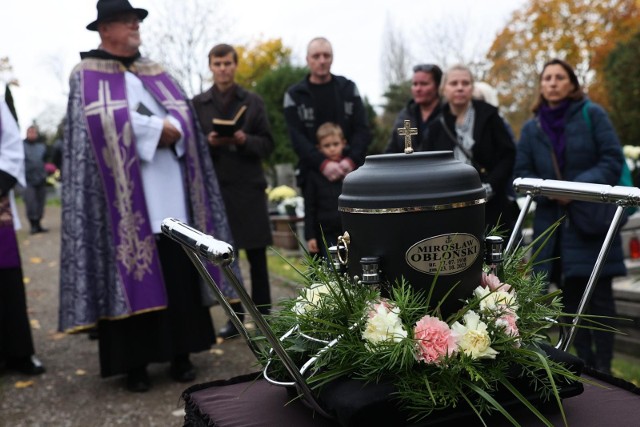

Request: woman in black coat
left=424, top=64, right=516, bottom=234
left=385, top=64, right=443, bottom=153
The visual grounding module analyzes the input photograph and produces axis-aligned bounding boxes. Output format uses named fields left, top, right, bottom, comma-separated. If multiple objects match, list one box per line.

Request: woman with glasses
left=424, top=64, right=516, bottom=233
left=385, top=64, right=443, bottom=153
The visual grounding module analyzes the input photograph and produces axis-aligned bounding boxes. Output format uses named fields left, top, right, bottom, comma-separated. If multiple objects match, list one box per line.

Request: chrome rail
left=509, top=178, right=640, bottom=352
left=160, top=218, right=333, bottom=419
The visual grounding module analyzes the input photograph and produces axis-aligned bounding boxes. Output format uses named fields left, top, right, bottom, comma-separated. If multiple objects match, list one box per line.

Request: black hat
left=86, top=0, right=148, bottom=31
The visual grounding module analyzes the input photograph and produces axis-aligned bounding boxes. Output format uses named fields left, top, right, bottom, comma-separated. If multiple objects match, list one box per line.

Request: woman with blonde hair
left=424, top=64, right=516, bottom=233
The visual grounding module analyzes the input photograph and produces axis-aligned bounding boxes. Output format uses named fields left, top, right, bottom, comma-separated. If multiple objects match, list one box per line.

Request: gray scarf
left=453, top=104, right=475, bottom=165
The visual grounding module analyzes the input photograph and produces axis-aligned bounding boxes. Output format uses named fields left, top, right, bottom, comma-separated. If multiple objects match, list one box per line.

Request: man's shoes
left=6, top=355, right=46, bottom=375
left=87, top=327, right=99, bottom=340
left=169, top=355, right=196, bottom=382
left=126, top=366, right=150, bottom=392
left=30, top=223, right=49, bottom=234
left=218, top=320, right=240, bottom=340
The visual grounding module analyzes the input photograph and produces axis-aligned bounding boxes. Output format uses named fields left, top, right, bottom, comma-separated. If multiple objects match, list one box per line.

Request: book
left=136, top=102, right=154, bottom=117
left=212, top=105, right=247, bottom=137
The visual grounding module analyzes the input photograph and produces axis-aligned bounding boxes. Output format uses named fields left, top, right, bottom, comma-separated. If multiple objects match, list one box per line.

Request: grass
left=614, top=355, right=640, bottom=386
left=266, top=248, right=307, bottom=283
left=265, top=252, right=640, bottom=387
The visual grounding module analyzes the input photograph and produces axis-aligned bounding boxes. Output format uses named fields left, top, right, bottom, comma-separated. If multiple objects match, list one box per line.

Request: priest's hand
left=159, top=119, right=181, bottom=147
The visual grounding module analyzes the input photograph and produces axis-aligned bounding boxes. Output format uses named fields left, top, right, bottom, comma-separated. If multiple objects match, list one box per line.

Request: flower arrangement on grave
left=623, top=145, right=640, bottom=187
left=259, top=223, right=599, bottom=426
left=268, top=185, right=298, bottom=203
left=267, top=185, right=304, bottom=216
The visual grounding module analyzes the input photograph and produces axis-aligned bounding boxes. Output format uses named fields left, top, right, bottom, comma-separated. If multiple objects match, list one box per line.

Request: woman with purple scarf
left=514, top=58, right=626, bottom=375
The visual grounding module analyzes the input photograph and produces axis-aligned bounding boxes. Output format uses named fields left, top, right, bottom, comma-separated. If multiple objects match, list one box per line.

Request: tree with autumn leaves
left=484, top=0, right=640, bottom=137
left=605, top=30, right=640, bottom=149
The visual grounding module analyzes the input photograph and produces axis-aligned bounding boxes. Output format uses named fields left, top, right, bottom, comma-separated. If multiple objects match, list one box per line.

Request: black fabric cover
left=315, top=343, right=584, bottom=426
left=182, top=345, right=632, bottom=427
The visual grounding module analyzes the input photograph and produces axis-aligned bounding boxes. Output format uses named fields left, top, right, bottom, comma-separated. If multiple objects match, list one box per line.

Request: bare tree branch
left=380, top=14, right=414, bottom=88
left=143, top=0, right=232, bottom=97
left=416, top=14, right=491, bottom=79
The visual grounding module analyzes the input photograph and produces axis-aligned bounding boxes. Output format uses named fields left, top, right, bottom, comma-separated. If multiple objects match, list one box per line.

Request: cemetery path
left=0, top=204, right=298, bottom=426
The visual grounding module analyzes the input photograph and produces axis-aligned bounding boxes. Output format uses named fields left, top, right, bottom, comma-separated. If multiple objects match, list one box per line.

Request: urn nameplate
left=406, top=233, right=480, bottom=276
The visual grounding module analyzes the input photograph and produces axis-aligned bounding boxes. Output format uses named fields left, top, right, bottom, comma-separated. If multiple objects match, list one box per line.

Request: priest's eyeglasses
left=106, top=14, right=143, bottom=26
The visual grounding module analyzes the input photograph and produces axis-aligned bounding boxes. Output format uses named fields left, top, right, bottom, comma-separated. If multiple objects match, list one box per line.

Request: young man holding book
left=192, top=43, right=275, bottom=339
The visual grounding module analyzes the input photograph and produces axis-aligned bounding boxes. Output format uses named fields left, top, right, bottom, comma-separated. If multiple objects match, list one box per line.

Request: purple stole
left=0, top=112, right=21, bottom=269
left=0, top=197, right=20, bottom=269
left=81, top=63, right=167, bottom=313
left=80, top=59, right=222, bottom=313
left=136, top=66, right=222, bottom=286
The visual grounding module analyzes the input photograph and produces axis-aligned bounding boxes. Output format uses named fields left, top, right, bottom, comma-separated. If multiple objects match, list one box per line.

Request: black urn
left=338, top=151, right=486, bottom=317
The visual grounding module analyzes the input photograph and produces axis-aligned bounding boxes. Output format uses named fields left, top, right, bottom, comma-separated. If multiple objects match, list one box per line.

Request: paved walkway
left=0, top=203, right=299, bottom=426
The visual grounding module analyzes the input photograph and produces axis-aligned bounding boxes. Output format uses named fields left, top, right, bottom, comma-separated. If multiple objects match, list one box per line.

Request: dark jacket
left=385, top=100, right=442, bottom=153
left=192, top=84, right=274, bottom=249
left=24, top=138, right=48, bottom=187
left=303, top=167, right=343, bottom=244
left=424, top=99, right=516, bottom=231
left=284, top=74, right=371, bottom=183
left=514, top=98, right=626, bottom=278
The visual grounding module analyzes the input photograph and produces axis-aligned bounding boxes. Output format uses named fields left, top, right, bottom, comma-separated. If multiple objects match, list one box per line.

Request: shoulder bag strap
left=582, top=100, right=592, bottom=131
left=550, top=150, right=563, bottom=180
left=439, top=115, right=475, bottom=162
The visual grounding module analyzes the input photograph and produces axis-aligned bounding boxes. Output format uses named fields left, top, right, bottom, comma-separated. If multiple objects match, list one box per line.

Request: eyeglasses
left=105, top=14, right=142, bottom=26
left=413, top=64, right=441, bottom=74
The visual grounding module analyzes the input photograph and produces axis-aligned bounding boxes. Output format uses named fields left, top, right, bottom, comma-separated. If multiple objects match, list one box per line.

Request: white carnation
left=474, top=286, right=518, bottom=312
left=451, top=311, right=498, bottom=360
left=293, top=283, right=331, bottom=315
left=362, top=304, right=407, bottom=345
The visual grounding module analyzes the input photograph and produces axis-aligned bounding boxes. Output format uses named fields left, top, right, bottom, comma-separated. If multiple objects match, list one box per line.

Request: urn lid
left=339, top=151, right=485, bottom=211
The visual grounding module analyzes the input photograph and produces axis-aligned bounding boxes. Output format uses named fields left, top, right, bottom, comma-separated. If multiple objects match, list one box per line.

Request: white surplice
left=125, top=71, right=188, bottom=233
left=0, top=99, right=26, bottom=230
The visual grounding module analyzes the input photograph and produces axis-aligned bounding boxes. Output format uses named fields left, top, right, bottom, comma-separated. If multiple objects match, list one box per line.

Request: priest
left=0, top=98, right=46, bottom=376
left=59, top=0, right=242, bottom=392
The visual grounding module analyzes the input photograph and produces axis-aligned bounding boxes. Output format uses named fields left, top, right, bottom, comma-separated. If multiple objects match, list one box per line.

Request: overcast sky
left=1, top=0, right=525, bottom=134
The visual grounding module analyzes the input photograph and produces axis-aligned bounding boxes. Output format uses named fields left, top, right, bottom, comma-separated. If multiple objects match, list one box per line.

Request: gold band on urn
left=338, top=198, right=487, bottom=214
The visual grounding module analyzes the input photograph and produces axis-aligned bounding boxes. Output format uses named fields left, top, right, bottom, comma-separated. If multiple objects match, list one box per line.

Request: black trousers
left=23, top=184, right=47, bottom=223
left=562, top=276, right=616, bottom=372
left=0, top=267, right=35, bottom=362
left=244, top=247, right=271, bottom=314
left=98, top=235, right=215, bottom=377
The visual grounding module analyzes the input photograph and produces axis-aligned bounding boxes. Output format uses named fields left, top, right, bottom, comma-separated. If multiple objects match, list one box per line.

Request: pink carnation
left=481, top=272, right=511, bottom=292
left=496, top=311, right=520, bottom=341
left=368, top=298, right=394, bottom=319
left=414, top=315, right=457, bottom=364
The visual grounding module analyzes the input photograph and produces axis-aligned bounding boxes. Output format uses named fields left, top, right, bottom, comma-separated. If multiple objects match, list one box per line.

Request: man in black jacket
left=284, top=37, right=371, bottom=188
left=192, top=43, right=274, bottom=339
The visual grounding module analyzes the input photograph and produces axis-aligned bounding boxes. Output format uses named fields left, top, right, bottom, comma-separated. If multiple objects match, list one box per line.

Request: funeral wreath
left=257, top=224, right=602, bottom=426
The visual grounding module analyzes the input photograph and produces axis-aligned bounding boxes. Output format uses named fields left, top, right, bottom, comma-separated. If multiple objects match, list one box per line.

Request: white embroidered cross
left=84, top=80, right=128, bottom=120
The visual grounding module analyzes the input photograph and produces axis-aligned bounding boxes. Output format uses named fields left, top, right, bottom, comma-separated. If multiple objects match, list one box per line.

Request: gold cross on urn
left=397, top=120, right=417, bottom=154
